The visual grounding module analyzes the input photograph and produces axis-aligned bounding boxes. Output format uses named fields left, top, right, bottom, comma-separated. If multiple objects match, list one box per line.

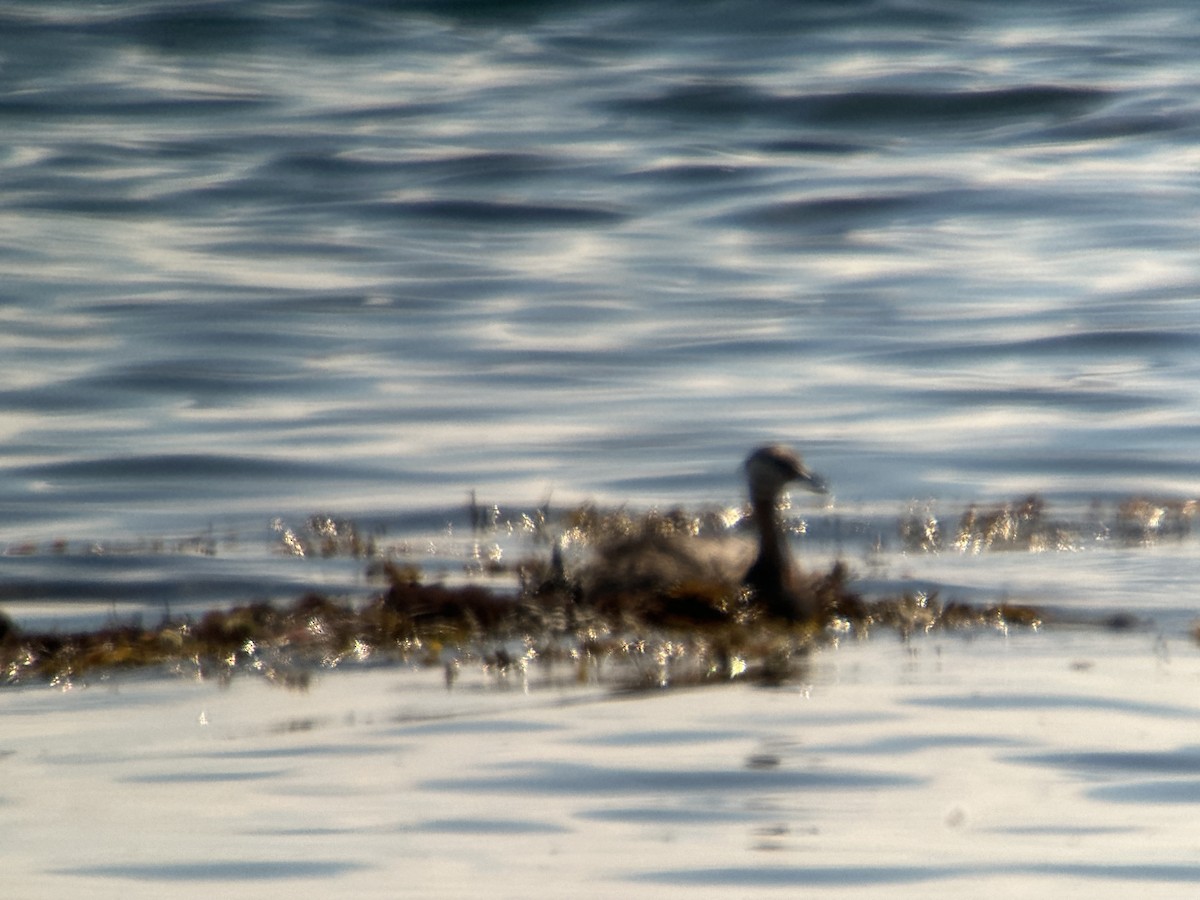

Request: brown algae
left=11, top=490, right=1189, bottom=689
left=0, top=548, right=1043, bottom=690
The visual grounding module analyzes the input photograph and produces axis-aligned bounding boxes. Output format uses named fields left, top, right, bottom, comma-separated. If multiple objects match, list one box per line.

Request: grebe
left=577, top=444, right=828, bottom=625
left=743, top=444, right=827, bottom=621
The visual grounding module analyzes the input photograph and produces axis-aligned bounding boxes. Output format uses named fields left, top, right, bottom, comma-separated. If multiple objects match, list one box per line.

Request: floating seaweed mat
left=0, top=560, right=1061, bottom=690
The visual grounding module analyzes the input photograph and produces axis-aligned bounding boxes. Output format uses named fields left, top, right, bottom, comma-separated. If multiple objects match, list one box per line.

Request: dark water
left=2, top=1, right=1199, bottom=624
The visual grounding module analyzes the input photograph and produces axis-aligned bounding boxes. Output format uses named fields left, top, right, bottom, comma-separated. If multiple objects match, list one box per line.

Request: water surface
left=1, top=1, right=1199, bottom=626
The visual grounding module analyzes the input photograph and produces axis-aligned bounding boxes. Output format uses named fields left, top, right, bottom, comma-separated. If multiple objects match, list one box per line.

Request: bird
left=574, top=444, right=828, bottom=625
left=742, top=444, right=827, bottom=622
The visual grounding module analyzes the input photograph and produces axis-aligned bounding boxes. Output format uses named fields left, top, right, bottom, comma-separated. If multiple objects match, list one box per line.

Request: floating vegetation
left=0, top=550, right=1046, bottom=691
left=272, top=515, right=379, bottom=559
left=1115, top=496, right=1199, bottom=544
left=900, top=495, right=1079, bottom=553
left=901, top=492, right=1200, bottom=554
left=4, top=490, right=1189, bottom=690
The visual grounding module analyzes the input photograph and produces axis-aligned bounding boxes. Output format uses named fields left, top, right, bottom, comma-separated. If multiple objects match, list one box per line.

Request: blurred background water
left=2, top=0, right=1199, bottom=626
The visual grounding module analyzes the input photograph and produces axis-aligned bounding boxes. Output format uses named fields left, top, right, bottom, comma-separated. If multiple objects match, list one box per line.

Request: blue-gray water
left=2, top=1, right=1199, bottom=624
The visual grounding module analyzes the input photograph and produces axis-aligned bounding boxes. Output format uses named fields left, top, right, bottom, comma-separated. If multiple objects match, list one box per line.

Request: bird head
left=744, top=444, right=827, bottom=503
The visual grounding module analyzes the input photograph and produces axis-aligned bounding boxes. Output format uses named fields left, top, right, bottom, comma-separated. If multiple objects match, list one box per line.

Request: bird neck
left=751, top=492, right=793, bottom=579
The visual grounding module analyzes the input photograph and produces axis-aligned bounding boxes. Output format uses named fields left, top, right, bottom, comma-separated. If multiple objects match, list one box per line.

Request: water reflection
left=635, top=864, right=969, bottom=887
left=3, top=0, right=1200, bottom=548
left=420, top=759, right=921, bottom=795
left=55, top=861, right=371, bottom=883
